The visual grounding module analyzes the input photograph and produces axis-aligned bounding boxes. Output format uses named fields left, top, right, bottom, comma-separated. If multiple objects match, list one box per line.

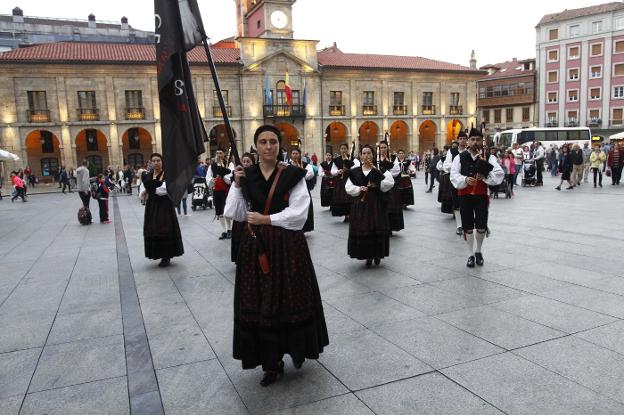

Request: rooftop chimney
left=121, top=16, right=129, bottom=30
left=12, top=7, right=24, bottom=23
left=88, top=13, right=96, bottom=28
left=470, top=50, right=477, bottom=69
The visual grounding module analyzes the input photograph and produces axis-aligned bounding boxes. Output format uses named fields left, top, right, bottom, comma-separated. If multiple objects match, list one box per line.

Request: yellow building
left=0, top=0, right=484, bottom=180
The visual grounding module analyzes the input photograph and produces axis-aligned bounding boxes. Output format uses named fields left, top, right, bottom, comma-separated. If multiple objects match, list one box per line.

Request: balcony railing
left=125, top=107, right=145, bottom=120
left=263, top=104, right=306, bottom=118
left=564, top=121, right=579, bottom=127
left=610, top=119, right=623, bottom=127
left=362, top=105, right=377, bottom=116
left=546, top=121, right=559, bottom=127
left=26, top=109, right=50, bottom=123
left=329, top=105, right=345, bottom=116
left=449, top=105, right=463, bottom=115
left=392, top=105, right=408, bottom=115
left=587, top=119, right=602, bottom=127
left=421, top=105, right=436, bottom=115
left=77, top=108, right=99, bottom=121
left=213, top=105, right=232, bottom=118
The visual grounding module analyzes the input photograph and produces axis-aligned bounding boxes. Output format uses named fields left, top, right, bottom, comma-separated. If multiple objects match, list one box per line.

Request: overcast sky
left=8, top=0, right=615, bottom=66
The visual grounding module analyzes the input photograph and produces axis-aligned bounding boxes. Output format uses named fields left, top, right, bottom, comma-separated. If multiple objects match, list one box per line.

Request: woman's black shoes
left=366, top=259, right=372, bottom=268
left=260, top=361, right=284, bottom=387
left=466, top=256, right=476, bottom=268
left=374, top=258, right=380, bottom=265
left=475, top=252, right=484, bottom=266
left=227, top=230, right=232, bottom=239
left=293, top=358, right=304, bottom=370
left=219, top=232, right=227, bottom=240
left=158, top=258, right=171, bottom=267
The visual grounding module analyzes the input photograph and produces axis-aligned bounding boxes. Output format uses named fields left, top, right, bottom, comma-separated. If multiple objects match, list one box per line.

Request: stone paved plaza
left=1, top=175, right=624, bottom=414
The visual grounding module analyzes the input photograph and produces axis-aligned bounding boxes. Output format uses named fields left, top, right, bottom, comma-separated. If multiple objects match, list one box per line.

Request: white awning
left=609, top=131, right=624, bottom=140
left=0, top=149, right=20, bottom=161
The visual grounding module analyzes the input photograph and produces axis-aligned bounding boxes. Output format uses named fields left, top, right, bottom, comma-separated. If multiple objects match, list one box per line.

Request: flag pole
left=197, top=29, right=241, bottom=166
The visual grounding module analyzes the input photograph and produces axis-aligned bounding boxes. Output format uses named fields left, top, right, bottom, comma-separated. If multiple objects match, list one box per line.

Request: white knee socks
left=465, top=232, right=474, bottom=255
left=474, top=230, right=486, bottom=253
left=454, top=210, right=462, bottom=229
left=221, top=216, right=232, bottom=232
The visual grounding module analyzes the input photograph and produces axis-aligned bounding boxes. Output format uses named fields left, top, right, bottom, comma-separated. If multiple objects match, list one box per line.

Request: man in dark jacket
left=608, top=141, right=623, bottom=185
left=569, top=144, right=585, bottom=187
left=425, top=148, right=441, bottom=193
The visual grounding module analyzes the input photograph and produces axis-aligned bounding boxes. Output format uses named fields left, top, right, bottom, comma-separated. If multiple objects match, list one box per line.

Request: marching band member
left=441, top=131, right=468, bottom=235
left=224, top=125, right=328, bottom=387
left=330, top=143, right=360, bottom=222
left=225, top=152, right=255, bottom=263
left=289, top=147, right=315, bottom=233
left=378, top=140, right=404, bottom=232
left=345, top=144, right=395, bottom=267
left=450, top=128, right=504, bottom=268
left=396, top=149, right=416, bottom=209
left=206, top=148, right=233, bottom=240
left=319, top=153, right=336, bottom=208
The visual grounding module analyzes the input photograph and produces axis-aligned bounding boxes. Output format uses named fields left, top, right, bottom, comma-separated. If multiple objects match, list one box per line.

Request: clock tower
left=235, top=0, right=295, bottom=39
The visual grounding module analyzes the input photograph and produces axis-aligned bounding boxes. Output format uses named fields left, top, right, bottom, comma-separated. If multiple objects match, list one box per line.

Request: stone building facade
left=0, top=0, right=484, bottom=180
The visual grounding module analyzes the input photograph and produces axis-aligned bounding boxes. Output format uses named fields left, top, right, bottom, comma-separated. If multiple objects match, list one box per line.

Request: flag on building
left=154, top=0, right=207, bottom=205
left=284, top=68, right=293, bottom=107
left=265, top=76, right=272, bottom=105
left=302, top=77, right=307, bottom=106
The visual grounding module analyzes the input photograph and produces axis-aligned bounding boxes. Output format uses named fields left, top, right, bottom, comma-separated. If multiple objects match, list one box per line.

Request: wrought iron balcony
left=362, top=105, right=377, bottom=116
left=213, top=105, right=232, bottom=118
left=26, top=109, right=50, bottom=123
left=77, top=108, right=99, bottom=121
left=610, top=119, right=623, bottom=127
left=125, top=107, right=145, bottom=120
left=392, top=105, right=408, bottom=115
left=546, top=121, right=559, bottom=127
left=587, top=119, right=602, bottom=127
left=263, top=104, right=306, bottom=118
left=421, top=105, right=436, bottom=115
left=329, top=105, right=345, bottom=116
left=564, top=121, right=579, bottom=127
left=449, top=105, right=463, bottom=116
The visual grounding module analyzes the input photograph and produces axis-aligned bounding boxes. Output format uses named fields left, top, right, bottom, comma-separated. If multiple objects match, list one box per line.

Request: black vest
left=320, top=161, right=333, bottom=173
left=459, top=151, right=493, bottom=178
left=348, top=167, right=384, bottom=187
left=211, top=162, right=230, bottom=177
left=243, top=164, right=306, bottom=213
left=450, top=148, right=460, bottom=160
left=333, top=156, right=354, bottom=170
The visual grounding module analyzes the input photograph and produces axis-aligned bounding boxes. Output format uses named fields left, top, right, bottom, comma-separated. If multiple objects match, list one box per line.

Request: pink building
left=536, top=2, right=624, bottom=136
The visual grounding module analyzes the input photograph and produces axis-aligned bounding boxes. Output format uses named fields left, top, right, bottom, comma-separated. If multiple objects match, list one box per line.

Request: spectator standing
left=555, top=145, right=574, bottom=190
left=60, top=167, right=72, bottom=193
left=501, top=150, right=516, bottom=195
left=533, top=142, right=545, bottom=186
left=75, top=160, right=91, bottom=208
left=425, top=148, right=441, bottom=193
left=569, top=144, right=585, bottom=187
left=590, top=144, right=606, bottom=188
left=95, top=173, right=111, bottom=223
left=10, top=171, right=27, bottom=202
left=582, top=143, right=592, bottom=183
left=607, top=141, right=623, bottom=185
left=511, top=143, right=523, bottom=185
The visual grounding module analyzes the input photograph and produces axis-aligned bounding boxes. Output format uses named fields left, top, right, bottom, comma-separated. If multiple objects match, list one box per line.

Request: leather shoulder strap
left=263, top=164, right=286, bottom=215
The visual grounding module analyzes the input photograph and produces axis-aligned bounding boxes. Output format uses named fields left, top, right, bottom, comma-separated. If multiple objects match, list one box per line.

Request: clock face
left=270, top=10, right=288, bottom=29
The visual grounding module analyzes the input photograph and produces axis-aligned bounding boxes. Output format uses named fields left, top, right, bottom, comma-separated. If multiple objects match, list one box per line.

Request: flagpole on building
left=197, top=29, right=241, bottom=166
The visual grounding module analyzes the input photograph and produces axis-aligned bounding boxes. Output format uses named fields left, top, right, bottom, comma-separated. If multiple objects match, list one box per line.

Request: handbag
left=605, top=168, right=612, bottom=177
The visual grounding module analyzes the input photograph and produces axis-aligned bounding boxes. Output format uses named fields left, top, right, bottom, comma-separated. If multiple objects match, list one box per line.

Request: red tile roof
left=0, top=42, right=241, bottom=65
left=317, top=44, right=483, bottom=74
left=538, top=2, right=624, bottom=26
left=479, top=58, right=535, bottom=80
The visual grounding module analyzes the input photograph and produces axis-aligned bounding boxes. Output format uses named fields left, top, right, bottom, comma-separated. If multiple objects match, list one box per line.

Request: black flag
left=154, top=0, right=207, bottom=205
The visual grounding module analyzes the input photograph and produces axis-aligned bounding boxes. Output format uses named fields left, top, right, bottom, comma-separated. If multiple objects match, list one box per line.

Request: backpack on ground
left=78, top=207, right=92, bottom=225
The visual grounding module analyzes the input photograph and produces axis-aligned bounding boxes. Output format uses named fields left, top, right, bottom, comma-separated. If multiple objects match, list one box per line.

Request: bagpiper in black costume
left=319, top=153, right=336, bottom=208
left=378, top=140, right=404, bottom=232
left=439, top=130, right=468, bottom=235
left=345, top=144, right=395, bottom=267
left=330, top=143, right=360, bottom=221
left=450, top=128, right=504, bottom=268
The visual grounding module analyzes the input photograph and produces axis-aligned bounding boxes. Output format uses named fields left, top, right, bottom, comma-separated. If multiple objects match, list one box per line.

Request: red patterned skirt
left=234, top=225, right=329, bottom=370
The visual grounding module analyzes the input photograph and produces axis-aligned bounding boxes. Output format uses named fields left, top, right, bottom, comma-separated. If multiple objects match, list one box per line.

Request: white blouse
left=224, top=177, right=311, bottom=231
left=330, top=158, right=361, bottom=176
left=345, top=168, right=395, bottom=197
left=450, top=153, right=505, bottom=190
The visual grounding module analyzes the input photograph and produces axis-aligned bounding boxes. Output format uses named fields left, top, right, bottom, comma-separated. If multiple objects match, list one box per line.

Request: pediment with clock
left=235, top=0, right=297, bottom=39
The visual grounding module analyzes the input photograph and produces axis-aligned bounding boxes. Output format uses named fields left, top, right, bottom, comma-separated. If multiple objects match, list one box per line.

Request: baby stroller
left=521, top=159, right=537, bottom=187
left=490, top=177, right=512, bottom=199
left=191, top=177, right=212, bottom=210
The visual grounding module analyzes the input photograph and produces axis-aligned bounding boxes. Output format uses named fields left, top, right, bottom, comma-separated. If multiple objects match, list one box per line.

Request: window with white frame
left=567, top=111, right=578, bottom=123
left=547, top=49, right=558, bottom=62
left=547, top=91, right=558, bottom=103
left=616, top=17, right=624, bottom=30
left=590, top=65, right=602, bottom=78
left=592, top=21, right=602, bottom=33
left=568, top=89, right=579, bottom=102
left=612, top=108, right=623, bottom=124
left=547, top=71, right=558, bottom=83
left=547, top=112, right=557, bottom=122
left=568, top=68, right=579, bottom=80
left=589, top=109, right=600, bottom=123
left=615, top=63, right=624, bottom=76
left=590, top=43, right=603, bottom=56
left=590, top=88, right=601, bottom=100
left=615, top=40, right=624, bottom=54
left=568, top=45, right=580, bottom=59
left=549, top=28, right=558, bottom=40
left=569, top=25, right=580, bottom=37
left=614, top=86, right=624, bottom=98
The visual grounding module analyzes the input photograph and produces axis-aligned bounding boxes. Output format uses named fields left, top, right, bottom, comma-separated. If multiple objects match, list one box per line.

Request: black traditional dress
left=230, top=220, right=245, bottom=263
left=143, top=171, right=184, bottom=260
left=438, top=149, right=460, bottom=214
left=379, top=158, right=404, bottom=232
left=294, top=161, right=315, bottom=233
left=330, top=156, right=358, bottom=217
left=224, top=164, right=329, bottom=371
left=208, top=162, right=231, bottom=216
left=346, top=167, right=394, bottom=260
left=396, top=159, right=415, bottom=206
left=319, top=161, right=335, bottom=207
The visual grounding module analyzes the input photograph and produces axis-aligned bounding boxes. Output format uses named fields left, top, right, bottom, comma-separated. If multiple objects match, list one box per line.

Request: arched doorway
left=325, top=122, right=348, bottom=156
left=76, top=129, right=109, bottom=173
left=24, top=130, right=61, bottom=181
left=121, top=127, right=153, bottom=168
left=389, top=120, right=409, bottom=152
left=274, top=122, right=299, bottom=152
left=359, top=121, right=379, bottom=147
left=446, top=119, right=463, bottom=144
left=209, top=124, right=237, bottom=157
left=418, top=120, right=437, bottom=155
